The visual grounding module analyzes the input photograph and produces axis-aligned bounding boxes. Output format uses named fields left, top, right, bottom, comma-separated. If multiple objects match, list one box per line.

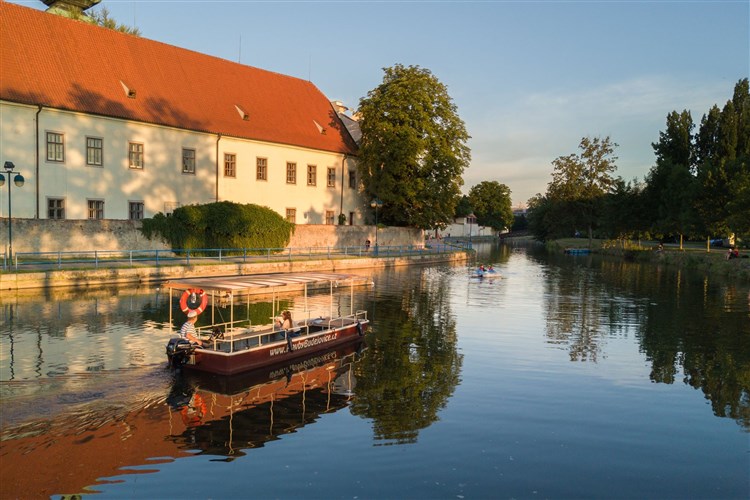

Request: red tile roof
left=0, top=2, right=357, bottom=155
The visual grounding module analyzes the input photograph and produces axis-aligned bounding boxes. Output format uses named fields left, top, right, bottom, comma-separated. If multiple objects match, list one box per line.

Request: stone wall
left=1, top=219, right=423, bottom=254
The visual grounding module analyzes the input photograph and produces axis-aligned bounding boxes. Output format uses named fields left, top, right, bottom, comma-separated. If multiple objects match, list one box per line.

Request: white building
left=0, top=2, right=366, bottom=224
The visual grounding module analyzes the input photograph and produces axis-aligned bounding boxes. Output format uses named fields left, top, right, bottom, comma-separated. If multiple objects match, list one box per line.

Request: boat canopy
left=163, top=272, right=368, bottom=293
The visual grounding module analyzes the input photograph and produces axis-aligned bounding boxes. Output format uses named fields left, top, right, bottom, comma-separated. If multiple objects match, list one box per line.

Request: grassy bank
left=545, top=238, right=750, bottom=282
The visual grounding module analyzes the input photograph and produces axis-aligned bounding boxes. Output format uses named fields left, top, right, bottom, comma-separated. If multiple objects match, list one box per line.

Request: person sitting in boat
left=275, top=310, right=294, bottom=331
left=180, top=310, right=204, bottom=347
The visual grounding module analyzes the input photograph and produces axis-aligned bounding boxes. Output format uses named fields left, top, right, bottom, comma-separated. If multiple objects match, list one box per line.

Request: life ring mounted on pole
left=180, top=288, right=208, bottom=316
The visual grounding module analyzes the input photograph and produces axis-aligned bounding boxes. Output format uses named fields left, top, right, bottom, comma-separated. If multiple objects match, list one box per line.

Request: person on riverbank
left=180, top=310, right=203, bottom=346
left=727, top=246, right=740, bottom=260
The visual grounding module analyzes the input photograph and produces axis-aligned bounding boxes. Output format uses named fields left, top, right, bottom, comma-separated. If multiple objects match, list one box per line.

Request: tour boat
left=164, top=272, right=371, bottom=375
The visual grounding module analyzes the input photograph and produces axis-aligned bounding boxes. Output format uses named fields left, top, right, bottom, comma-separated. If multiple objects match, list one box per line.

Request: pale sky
left=10, top=0, right=750, bottom=207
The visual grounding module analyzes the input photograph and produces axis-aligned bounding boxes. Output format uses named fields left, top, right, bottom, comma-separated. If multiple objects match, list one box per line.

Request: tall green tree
left=645, top=110, right=698, bottom=248
left=547, top=136, right=619, bottom=247
left=357, top=64, right=471, bottom=230
left=468, top=181, right=514, bottom=232
left=695, top=79, right=750, bottom=246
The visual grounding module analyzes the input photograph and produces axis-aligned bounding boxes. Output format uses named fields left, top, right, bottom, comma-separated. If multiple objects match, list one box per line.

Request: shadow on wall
left=2, top=220, right=424, bottom=253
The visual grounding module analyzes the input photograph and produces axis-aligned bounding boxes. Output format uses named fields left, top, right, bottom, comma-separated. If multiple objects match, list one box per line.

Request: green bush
left=141, top=201, right=294, bottom=253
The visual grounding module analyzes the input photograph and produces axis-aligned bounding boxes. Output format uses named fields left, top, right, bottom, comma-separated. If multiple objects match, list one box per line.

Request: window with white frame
left=286, top=162, right=297, bottom=184
left=307, top=165, right=317, bottom=186
left=47, top=198, right=65, bottom=219
left=88, top=199, right=104, bottom=219
left=257, top=157, right=267, bottom=180
left=86, top=137, right=103, bottom=166
left=327, top=167, right=336, bottom=187
left=129, top=201, right=144, bottom=220
left=129, top=142, right=144, bottom=169
left=46, top=132, right=64, bottom=162
left=286, top=208, right=296, bottom=223
left=348, top=169, right=356, bottom=189
left=325, top=210, right=335, bottom=225
left=182, top=148, right=196, bottom=174
left=224, top=153, right=236, bottom=177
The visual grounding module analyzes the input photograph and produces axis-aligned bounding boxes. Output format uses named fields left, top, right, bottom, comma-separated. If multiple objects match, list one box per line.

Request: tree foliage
left=468, top=181, right=514, bottom=231
left=547, top=136, right=618, bottom=246
left=357, top=64, right=471, bottom=230
left=59, top=5, right=142, bottom=36
left=88, top=6, right=141, bottom=35
left=526, top=78, right=750, bottom=248
left=141, top=201, right=294, bottom=252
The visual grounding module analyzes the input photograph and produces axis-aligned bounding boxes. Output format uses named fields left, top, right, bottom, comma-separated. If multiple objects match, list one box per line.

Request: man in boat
left=180, top=310, right=204, bottom=347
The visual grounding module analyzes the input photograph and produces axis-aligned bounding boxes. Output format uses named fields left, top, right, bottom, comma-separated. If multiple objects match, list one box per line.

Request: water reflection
left=524, top=246, right=750, bottom=430
left=350, top=267, right=462, bottom=445
left=1, top=250, right=748, bottom=498
left=166, top=343, right=363, bottom=459
left=0, top=343, right=364, bottom=496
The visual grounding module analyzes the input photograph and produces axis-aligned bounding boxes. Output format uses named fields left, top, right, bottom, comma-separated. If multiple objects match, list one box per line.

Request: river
left=1, top=243, right=748, bottom=499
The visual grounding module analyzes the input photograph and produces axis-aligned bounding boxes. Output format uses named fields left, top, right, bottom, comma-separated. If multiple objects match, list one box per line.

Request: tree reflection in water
left=528, top=249, right=750, bottom=430
left=350, top=268, right=462, bottom=444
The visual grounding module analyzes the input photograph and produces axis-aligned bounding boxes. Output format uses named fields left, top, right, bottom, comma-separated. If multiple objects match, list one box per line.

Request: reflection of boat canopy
left=164, top=272, right=372, bottom=375
left=170, top=343, right=364, bottom=458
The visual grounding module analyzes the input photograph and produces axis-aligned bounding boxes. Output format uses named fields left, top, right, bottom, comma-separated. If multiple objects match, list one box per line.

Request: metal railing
left=2, top=243, right=463, bottom=272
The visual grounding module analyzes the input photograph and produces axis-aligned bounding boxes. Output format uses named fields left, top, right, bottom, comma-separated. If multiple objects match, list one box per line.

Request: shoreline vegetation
left=545, top=237, right=750, bottom=282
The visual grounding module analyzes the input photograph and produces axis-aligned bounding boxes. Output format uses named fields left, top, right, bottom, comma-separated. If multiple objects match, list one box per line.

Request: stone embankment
left=0, top=252, right=468, bottom=292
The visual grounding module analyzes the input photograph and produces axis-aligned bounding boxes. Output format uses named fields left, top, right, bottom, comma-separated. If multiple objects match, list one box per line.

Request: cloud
left=464, top=76, right=734, bottom=206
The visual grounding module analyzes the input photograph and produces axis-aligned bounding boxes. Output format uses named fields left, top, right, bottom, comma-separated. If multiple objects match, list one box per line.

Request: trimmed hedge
left=141, top=201, right=294, bottom=253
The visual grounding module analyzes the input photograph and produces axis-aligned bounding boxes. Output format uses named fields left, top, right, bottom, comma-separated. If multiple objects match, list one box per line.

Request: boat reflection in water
left=166, top=341, right=365, bottom=459
left=0, top=342, right=365, bottom=497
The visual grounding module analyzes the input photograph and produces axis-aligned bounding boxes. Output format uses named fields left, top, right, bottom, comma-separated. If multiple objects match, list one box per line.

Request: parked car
left=710, top=238, right=725, bottom=247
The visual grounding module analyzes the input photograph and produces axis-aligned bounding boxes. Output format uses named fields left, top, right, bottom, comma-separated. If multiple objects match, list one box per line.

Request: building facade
left=0, top=2, right=365, bottom=224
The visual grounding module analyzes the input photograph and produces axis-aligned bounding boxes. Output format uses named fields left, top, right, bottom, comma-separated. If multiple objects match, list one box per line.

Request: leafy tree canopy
left=468, top=181, right=514, bottom=231
left=357, top=64, right=471, bottom=230
left=547, top=136, right=619, bottom=245
left=57, top=5, right=142, bottom=36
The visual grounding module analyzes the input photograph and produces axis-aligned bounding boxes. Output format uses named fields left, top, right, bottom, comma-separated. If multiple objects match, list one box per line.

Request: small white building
left=0, top=2, right=366, bottom=224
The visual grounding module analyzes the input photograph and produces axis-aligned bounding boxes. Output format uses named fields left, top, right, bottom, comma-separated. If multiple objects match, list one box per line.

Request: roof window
left=235, top=105, right=250, bottom=121
left=313, top=120, right=326, bottom=135
left=120, top=80, right=136, bottom=99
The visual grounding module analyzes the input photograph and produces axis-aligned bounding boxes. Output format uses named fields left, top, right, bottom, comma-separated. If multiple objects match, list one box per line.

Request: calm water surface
left=1, top=244, right=748, bottom=499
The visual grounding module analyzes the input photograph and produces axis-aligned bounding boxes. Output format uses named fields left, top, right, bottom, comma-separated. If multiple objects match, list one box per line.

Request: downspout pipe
left=215, top=133, right=222, bottom=202
left=35, top=105, right=43, bottom=219
left=339, top=154, right=346, bottom=221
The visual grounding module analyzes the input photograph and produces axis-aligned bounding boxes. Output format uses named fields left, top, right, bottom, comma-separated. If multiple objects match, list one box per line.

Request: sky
left=9, top=0, right=750, bottom=207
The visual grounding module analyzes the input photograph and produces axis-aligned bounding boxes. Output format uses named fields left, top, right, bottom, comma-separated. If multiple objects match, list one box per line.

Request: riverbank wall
left=1, top=220, right=424, bottom=253
left=0, top=251, right=468, bottom=292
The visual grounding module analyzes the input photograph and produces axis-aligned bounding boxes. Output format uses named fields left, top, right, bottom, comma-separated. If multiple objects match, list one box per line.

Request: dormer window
left=313, top=120, right=326, bottom=135
left=120, top=80, right=136, bottom=99
left=235, top=105, right=250, bottom=121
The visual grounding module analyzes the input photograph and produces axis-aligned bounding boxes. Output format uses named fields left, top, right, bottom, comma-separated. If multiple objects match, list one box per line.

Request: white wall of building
left=0, top=101, right=366, bottom=223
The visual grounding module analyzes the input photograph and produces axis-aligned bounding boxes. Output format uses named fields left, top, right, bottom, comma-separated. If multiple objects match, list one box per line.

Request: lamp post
left=1, top=161, right=25, bottom=261
left=467, top=213, right=476, bottom=249
left=370, top=198, right=382, bottom=256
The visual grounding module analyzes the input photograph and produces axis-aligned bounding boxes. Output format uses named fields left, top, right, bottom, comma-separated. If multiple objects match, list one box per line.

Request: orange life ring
left=180, top=288, right=208, bottom=315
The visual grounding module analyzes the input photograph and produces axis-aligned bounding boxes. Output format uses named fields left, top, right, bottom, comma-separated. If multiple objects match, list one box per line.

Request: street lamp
left=370, top=198, right=383, bottom=256
left=0, top=161, right=25, bottom=260
left=467, top=213, right=476, bottom=249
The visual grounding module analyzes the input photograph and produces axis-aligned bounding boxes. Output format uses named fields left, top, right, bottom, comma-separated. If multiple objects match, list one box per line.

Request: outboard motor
left=166, top=337, right=195, bottom=368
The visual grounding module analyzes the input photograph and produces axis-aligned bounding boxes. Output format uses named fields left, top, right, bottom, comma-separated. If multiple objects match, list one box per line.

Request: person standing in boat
left=180, top=310, right=204, bottom=346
